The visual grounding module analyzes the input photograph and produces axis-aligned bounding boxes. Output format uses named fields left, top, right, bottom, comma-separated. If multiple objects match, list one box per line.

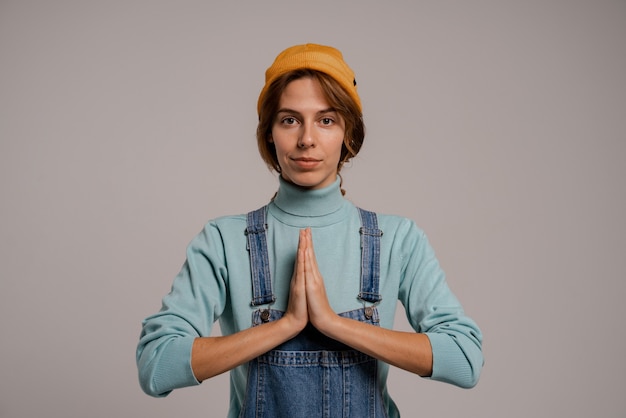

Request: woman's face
left=270, top=77, right=346, bottom=190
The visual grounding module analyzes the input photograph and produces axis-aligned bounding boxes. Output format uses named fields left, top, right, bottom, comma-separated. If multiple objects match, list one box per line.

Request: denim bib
left=240, top=206, right=388, bottom=418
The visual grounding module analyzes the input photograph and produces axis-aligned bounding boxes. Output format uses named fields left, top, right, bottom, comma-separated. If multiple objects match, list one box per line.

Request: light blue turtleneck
left=137, top=176, right=483, bottom=418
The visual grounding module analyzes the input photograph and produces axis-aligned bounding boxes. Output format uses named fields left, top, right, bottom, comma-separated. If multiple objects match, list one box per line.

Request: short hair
left=256, top=69, right=365, bottom=175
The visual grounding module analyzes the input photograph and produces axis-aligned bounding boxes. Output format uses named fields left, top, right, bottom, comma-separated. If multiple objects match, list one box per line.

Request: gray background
left=1, top=1, right=625, bottom=417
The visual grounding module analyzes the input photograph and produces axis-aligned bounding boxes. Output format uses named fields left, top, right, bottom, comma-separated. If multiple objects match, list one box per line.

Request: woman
left=137, top=43, right=483, bottom=418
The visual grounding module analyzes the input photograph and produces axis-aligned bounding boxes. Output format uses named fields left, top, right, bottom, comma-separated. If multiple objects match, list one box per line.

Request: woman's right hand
left=282, top=229, right=309, bottom=333
left=191, top=230, right=310, bottom=381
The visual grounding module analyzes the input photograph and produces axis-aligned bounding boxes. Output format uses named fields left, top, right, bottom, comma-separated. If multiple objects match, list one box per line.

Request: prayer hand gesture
left=284, top=228, right=336, bottom=334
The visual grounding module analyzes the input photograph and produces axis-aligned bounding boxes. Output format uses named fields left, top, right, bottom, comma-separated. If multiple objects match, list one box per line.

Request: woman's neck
left=270, top=176, right=347, bottom=222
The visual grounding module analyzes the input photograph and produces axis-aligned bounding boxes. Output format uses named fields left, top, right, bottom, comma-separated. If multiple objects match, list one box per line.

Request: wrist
left=278, top=313, right=307, bottom=339
left=310, top=309, right=341, bottom=337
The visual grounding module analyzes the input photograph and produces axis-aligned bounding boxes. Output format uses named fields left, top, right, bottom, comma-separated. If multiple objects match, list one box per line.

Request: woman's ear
left=268, top=133, right=274, bottom=143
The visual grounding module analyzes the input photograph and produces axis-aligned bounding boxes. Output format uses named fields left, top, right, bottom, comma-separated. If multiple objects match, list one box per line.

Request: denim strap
left=357, top=208, right=383, bottom=304
left=245, top=206, right=275, bottom=306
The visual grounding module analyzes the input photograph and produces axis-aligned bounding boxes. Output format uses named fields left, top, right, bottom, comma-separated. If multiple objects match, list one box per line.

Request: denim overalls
left=240, top=206, right=388, bottom=418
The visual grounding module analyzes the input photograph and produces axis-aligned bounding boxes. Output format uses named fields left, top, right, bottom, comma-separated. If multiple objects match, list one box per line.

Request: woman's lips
left=292, top=157, right=321, bottom=169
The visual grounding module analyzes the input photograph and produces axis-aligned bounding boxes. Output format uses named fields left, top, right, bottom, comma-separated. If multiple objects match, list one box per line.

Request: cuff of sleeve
left=152, top=336, right=200, bottom=395
left=426, top=332, right=476, bottom=388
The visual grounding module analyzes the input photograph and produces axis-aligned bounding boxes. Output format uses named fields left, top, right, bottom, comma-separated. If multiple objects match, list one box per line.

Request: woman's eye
left=320, top=117, right=334, bottom=125
left=282, top=117, right=297, bottom=125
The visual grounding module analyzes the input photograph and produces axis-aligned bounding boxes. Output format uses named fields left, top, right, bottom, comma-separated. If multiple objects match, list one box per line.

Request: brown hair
left=256, top=69, right=365, bottom=178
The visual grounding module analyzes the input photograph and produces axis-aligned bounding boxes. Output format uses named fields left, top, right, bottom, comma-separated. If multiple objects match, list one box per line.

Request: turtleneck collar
left=268, top=176, right=349, bottom=227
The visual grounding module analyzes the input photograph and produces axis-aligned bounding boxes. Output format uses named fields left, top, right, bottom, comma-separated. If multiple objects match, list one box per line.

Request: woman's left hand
left=301, top=228, right=337, bottom=331
left=300, top=228, right=434, bottom=378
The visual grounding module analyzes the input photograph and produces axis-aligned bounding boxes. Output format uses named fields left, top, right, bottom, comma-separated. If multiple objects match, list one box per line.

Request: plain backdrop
left=1, top=1, right=625, bottom=417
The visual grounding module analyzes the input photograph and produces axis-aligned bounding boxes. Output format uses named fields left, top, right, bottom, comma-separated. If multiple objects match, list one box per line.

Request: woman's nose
left=298, top=122, right=316, bottom=148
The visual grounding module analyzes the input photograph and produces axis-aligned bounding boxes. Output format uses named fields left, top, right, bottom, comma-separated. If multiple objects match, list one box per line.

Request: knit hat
left=257, top=43, right=361, bottom=114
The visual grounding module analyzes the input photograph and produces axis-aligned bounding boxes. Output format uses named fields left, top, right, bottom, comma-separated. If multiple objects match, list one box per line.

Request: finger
left=305, top=228, right=312, bottom=250
left=297, top=244, right=305, bottom=281
left=299, top=228, right=308, bottom=254
left=305, top=228, right=320, bottom=274
left=294, top=230, right=306, bottom=283
left=293, top=229, right=304, bottom=271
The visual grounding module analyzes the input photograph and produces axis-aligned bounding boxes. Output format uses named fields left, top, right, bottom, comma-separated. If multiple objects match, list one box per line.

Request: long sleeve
left=136, top=223, right=228, bottom=397
left=136, top=179, right=484, bottom=412
left=396, top=220, right=484, bottom=388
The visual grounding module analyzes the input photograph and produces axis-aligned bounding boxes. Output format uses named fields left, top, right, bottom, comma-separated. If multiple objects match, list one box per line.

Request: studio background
left=1, top=1, right=624, bottom=417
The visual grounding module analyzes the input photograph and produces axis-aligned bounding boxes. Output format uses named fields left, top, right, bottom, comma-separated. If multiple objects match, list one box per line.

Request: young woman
left=137, top=43, right=483, bottom=418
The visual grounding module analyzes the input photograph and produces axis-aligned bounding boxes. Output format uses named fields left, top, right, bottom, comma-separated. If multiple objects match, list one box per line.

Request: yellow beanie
left=257, top=43, right=361, bottom=115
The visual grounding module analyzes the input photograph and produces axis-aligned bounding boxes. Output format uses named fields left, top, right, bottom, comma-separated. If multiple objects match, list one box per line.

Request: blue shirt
left=137, top=176, right=483, bottom=417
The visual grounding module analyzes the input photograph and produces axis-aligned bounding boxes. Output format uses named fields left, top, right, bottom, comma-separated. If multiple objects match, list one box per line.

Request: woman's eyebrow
left=276, top=107, right=337, bottom=116
left=317, top=108, right=338, bottom=115
left=276, top=108, right=301, bottom=116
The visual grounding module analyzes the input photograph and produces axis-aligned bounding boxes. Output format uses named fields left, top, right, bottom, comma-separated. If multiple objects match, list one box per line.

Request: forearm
left=191, top=315, right=302, bottom=382
left=316, top=315, right=433, bottom=377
